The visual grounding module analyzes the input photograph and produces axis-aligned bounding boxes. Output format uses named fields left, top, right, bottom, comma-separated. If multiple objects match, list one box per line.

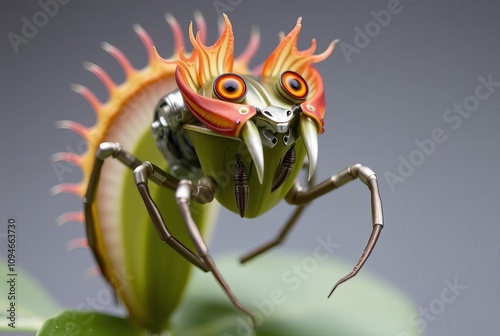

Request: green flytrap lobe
left=117, top=132, right=217, bottom=332
left=47, top=10, right=397, bottom=335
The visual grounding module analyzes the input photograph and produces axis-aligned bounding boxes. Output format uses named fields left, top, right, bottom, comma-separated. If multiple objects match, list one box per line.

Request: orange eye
left=213, top=73, right=247, bottom=102
left=278, top=71, right=308, bottom=102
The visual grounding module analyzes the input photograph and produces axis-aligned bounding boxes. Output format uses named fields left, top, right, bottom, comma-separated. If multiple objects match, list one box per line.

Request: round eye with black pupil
left=213, top=73, right=247, bottom=102
left=278, top=71, right=308, bottom=102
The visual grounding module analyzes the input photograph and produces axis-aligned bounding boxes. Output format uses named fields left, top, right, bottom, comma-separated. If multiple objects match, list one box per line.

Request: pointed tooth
left=241, top=121, right=264, bottom=183
left=299, top=115, right=319, bottom=180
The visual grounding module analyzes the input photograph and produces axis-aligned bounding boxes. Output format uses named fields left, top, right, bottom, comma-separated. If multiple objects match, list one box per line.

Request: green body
left=185, top=125, right=307, bottom=218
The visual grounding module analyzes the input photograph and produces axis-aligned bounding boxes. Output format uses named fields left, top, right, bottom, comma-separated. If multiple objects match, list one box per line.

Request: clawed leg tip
left=238, top=308, right=258, bottom=331
left=239, top=255, right=251, bottom=264
left=327, top=282, right=342, bottom=298
left=249, top=316, right=257, bottom=331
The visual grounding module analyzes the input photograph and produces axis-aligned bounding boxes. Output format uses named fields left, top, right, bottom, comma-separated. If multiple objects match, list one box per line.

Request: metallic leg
left=175, top=180, right=256, bottom=329
left=134, top=168, right=256, bottom=327
left=133, top=163, right=209, bottom=272
left=285, top=163, right=384, bottom=298
left=83, top=142, right=145, bottom=274
left=84, top=142, right=208, bottom=272
left=239, top=171, right=316, bottom=263
left=240, top=206, right=307, bottom=263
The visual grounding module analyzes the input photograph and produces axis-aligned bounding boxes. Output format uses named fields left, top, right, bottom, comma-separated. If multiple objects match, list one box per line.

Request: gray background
left=1, top=0, right=499, bottom=335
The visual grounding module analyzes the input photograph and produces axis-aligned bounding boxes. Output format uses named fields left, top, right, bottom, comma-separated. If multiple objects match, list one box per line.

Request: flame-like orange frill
left=262, top=17, right=336, bottom=133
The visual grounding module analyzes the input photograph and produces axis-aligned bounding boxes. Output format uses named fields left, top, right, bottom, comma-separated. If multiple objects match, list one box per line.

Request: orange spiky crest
left=157, top=14, right=237, bottom=92
left=261, top=17, right=337, bottom=132
left=262, top=17, right=335, bottom=83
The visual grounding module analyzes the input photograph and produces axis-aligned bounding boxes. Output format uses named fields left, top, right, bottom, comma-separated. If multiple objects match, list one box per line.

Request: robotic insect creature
left=54, top=13, right=383, bottom=332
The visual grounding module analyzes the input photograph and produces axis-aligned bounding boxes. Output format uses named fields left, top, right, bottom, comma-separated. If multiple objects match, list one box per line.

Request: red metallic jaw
left=300, top=67, right=327, bottom=134
left=175, top=68, right=257, bottom=138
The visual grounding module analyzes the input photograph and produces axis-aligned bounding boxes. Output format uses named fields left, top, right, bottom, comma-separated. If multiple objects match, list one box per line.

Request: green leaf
left=0, top=256, right=60, bottom=333
left=36, top=253, right=420, bottom=335
left=36, top=311, right=147, bottom=336
left=171, top=253, right=421, bottom=336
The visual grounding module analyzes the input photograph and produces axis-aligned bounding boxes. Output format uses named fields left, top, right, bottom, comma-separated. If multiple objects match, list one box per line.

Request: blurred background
left=1, top=0, right=499, bottom=335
